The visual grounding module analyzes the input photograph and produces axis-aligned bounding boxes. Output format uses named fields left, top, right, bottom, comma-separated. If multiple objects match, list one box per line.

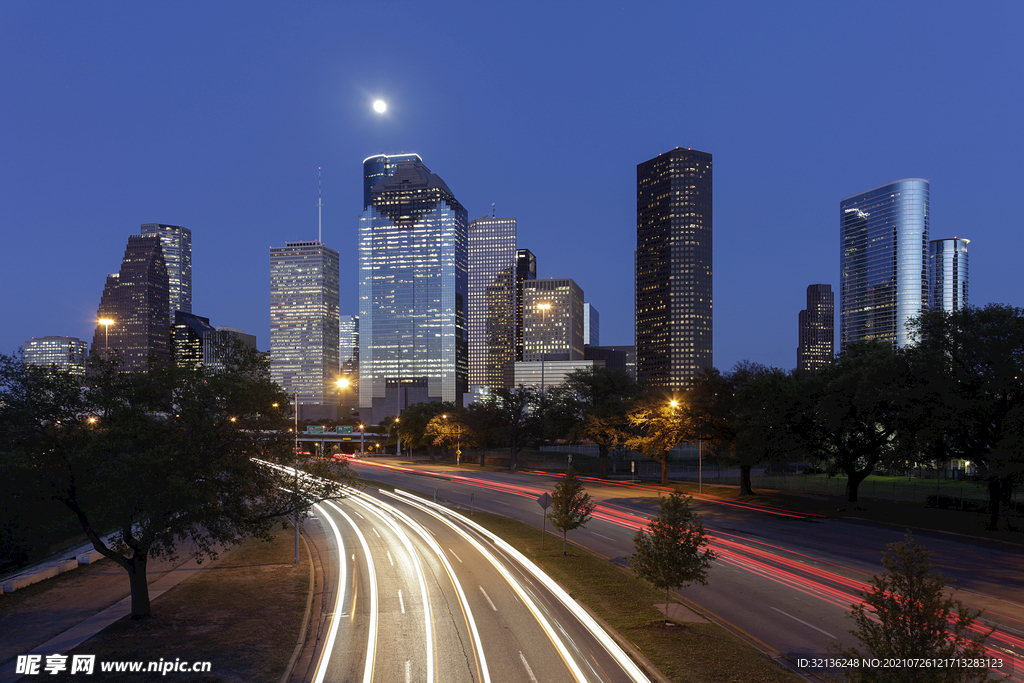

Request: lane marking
left=372, top=527, right=381, bottom=538
left=591, top=532, right=614, bottom=541
left=405, top=660, right=411, bottom=683
left=519, top=652, right=539, bottom=683
left=353, top=510, right=364, bottom=519
left=479, top=585, right=498, bottom=611
left=387, top=551, right=394, bottom=566
left=399, top=589, right=406, bottom=614
left=770, top=606, right=837, bottom=639
left=449, top=548, right=463, bottom=563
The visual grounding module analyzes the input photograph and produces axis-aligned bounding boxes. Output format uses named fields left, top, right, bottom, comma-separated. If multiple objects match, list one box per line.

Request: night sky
left=2, top=2, right=1022, bottom=373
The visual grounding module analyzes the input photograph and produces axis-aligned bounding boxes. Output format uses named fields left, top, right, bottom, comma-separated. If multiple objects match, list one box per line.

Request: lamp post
left=336, top=378, right=350, bottom=457
left=358, top=423, right=365, bottom=457
left=394, top=417, right=401, bottom=456
left=536, top=303, right=552, bottom=392
left=293, top=391, right=299, bottom=564
left=98, top=318, right=114, bottom=357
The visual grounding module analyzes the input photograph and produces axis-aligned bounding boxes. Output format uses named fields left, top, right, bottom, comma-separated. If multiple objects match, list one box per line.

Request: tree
left=558, top=367, right=639, bottom=478
left=491, top=386, right=542, bottom=470
left=630, top=492, right=715, bottom=622
left=396, top=401, right=457, bottom=458
left=547, top=465, right=595, bottom=554
left=831, top=533, right=992, bottom=683
left=626, top=396, right=695, bottom=486
left=0, top=348, right=356, bottom=618
left=424, top=410, right=473, bottom=455
left=910, top=304, right=1024, bottom=530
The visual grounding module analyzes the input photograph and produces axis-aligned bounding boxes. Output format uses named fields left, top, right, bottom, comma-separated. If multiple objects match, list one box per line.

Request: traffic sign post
left=537, top=492, right=551, bottom=549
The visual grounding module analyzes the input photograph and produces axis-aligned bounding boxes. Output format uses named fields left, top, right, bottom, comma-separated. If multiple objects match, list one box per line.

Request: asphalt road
left=307, top=485, right=652, bottom=683
left=351, top=458, right=1024, bottom=682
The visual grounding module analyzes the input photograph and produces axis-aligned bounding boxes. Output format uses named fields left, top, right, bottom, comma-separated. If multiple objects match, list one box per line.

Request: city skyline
left=3, top=4, right=1022, bottom=374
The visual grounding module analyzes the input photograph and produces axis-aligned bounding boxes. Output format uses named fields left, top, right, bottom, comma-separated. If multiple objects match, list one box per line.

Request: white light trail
left=311, top=503, right=346, bottom=683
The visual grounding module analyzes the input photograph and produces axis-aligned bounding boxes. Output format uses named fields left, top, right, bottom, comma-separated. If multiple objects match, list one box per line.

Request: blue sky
left=2, top=2, right=1022, bottom=372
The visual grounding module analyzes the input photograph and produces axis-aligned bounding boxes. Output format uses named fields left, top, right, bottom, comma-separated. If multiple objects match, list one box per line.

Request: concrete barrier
left=56, top=559, right=79, bottom=574
left=2, top=566, right=58, bottom=593
left=76, top=551, right=105, bottom=565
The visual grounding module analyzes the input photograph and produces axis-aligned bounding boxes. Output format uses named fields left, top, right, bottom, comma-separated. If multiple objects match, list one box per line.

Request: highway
left=350, top=459, right=1024, bottom=682
left=305, top=485, right=653, bottom=683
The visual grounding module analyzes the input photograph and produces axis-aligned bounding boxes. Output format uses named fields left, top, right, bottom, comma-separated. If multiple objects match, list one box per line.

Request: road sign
left=307, top=426, right=323, bottom=434
left=338, top=426, right=353, bottom=434
left=537, top=492, right=551, bottom=510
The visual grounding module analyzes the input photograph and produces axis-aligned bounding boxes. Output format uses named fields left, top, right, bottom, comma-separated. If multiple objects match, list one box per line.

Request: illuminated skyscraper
left=797, top=284, right=834, bottom=372
left=522, top=278, right=584, bottom=361
left=270, top=241, right=340, bottom=409
left=583, top=303, right=599, bottom=346
left=23, top=336, right=89, bottom=377
left=358, top=157, right=468, bottom=424
left=362, top=153, right=424, bottom=210
left=468, top=214, right=517, bottom=389
left=515, top=249, right=537, bottom=361
left=636, top=148, right=713, bottom=389
left=92, top=235, right=170, bottom=370
left=139, top=223, right=191, bottom=324
left=840, top=179, right=929, bottom=350
left=928, top=238, right=969, bottom=313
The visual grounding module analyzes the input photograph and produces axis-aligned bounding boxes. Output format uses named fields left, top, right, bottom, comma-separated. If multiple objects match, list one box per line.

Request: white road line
left=591, top=532, right=614, bottom=541
left=405, top=660, right=411, bottom=683
left=372, top=527, right=381, bottom=538
left=519, top=651, right=539, bottom=683
left=770, top=606, right=837, bottom=639
left=399, top=589, right=405, bottom=614
left=353, top=510, right=364, bottom=519
left=479, top=585, right=498, bottom=611
left=387, top=551, right=394, bottom=566
left=449, top=548, right=463, bottom=563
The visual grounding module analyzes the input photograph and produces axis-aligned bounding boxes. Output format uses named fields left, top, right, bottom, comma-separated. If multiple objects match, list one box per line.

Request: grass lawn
left=464, top=510, right=804, bottom=683
left=37, top=526, right=309, bottom=683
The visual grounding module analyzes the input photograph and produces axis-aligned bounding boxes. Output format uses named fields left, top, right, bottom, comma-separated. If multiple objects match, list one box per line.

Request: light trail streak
left=310, top=503, right=347, bottom=683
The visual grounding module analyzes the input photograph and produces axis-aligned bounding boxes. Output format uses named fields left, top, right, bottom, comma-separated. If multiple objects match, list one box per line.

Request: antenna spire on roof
left=318, top=167, right=323, bottom=243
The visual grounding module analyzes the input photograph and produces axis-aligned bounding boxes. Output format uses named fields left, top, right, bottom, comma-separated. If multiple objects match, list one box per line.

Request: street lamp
left=443, top=414, right=462, bottom=465
left=358, top=423, right=365, bottom=457
left=394, top=417, right=401, bottom=456
left=293, top=391, right=299, bottom=564
left=98, top=318, right=114, bottom=357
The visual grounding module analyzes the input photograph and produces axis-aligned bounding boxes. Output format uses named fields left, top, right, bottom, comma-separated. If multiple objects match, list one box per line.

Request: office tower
left=928, top=238, right=969, bottom=313
left=92, top=234, right=170, bottom=370
left=23, top=336, right=89, bottom=377
left=270, top=241, right=340, bottom=412
left=140, top=223, right=192, bottom=324
left=797, top=284, right=835, bottom=372
left=468, top=214, right=517, bottom=389
left=362, top=153, right=424, bottom=210
left=339, top=314, right=359, bottom=418
left=522, top=278, right=584, bottom=361
left=840, top=179, right=929, bottom=350
left=172, top=311, right=217, bottom=368
left=583, top=303, right=600, bottom=346
left=515, top=249, right=537, bottom=361
left=636, top=147, right=713, bottom=390
left=358, top=157, right=468, bottom=424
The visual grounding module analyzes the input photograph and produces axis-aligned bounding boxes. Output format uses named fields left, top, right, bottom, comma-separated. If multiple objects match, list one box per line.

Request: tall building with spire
left=468, top=213, right=517, bottom=389
left=139, top=223, right=191, bottom=324
left=636, top=147, right=713, bottom=389
left=840, top=179, right=929, bottom=350
left=92, top=234, right=170, bottom=370
left=270, top=241, right=340, bottom=411
left=358, top=156, right=468, bottom=424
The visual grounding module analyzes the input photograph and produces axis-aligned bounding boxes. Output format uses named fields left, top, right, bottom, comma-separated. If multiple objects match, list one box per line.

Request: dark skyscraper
left=139, top=223, right=191, bottom=325
left=362, top=153, right=424, bottom=210
left=92, top=234, right=170, bottom=370
left=515, top=249, right=537, bottom=362
left=797, top=284, right=834, bottom=372
left=636, top=148, right=713, bottom=390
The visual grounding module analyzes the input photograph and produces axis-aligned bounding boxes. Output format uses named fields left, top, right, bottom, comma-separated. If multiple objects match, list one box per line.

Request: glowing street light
left=98, top=318, right=114, bottom=356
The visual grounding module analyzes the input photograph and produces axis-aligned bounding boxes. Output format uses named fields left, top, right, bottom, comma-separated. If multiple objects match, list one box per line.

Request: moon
left=373, top=99, right=387, bottom=114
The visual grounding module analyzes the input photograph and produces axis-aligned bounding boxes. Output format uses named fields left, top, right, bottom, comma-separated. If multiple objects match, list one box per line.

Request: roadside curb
left=280, top=531, right=315, bottom=683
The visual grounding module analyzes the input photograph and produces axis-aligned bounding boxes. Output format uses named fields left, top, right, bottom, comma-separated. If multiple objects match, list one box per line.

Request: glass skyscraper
left=515, top=249, right=537, bottom=361
left=636, top=148, right=713, bottom=389
left=139, top=223, right=191, bottom=325
left=24, top=336, right=89, bottom=377
left=928, top=238, right=969, bottom=313
left=92, top=234, right=170, bottom=370
left=270, top=241, right=340, bottom=406
left=840, top=179, right=929, bottom=350
left=358, top=157, right=468, bottom=425
left=362, top=153, right=424, bottom=210
left=468, top=214, right=517, bottom=389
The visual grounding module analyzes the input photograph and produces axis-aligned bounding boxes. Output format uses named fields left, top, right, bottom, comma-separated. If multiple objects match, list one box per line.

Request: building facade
left=515, top=249, right=537, bottom=361
left=928, top=238, right=969, bottom=313
left=522, top=278, right=584, bottom=362
left=636, top=148, right=713, bottom=389
left=583, top=303, right=599, bottom=346
left=468, top=214, right=517, bottom=389
left=92, top=234, right=170, bottom=370
left=362, top=153, right=423, bottom=210
left=339, top=314, right=359, bottom=418
left=172, top=311, right=217, bottom=368
left=358, top=157, right=468, bottom=425
left=23, top=336, right=89, bottom=376
left=797, top=284, right=834, bottom=372
left=139, top=223, right=192, bottom=324
left=270, top=240, right=341, bottom=408
left=840, top=179, right=929, bottom=350
left=514, top=359, right=604, bottom=391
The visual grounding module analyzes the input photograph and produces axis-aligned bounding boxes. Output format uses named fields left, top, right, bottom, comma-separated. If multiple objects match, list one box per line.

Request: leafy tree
left=626, top=396, right=695, bottom=486
left=424, top=410, right=473, bottom=454
left=462, top=402, right=504, bottom=465
left=547, top=465, right=596, bottom=554
left=831, top=533, right=992, bottom=683
left=630, top=492, right=715, bottom=622
left=491, top=386, right=542, bottom=470
left=558, top=367, right=640, bottom=478
left=396, top=401, right=457, bottom=458
left=0, top=348, right=356, bottom=618
left=911, top=304, right=1024, bottom=529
